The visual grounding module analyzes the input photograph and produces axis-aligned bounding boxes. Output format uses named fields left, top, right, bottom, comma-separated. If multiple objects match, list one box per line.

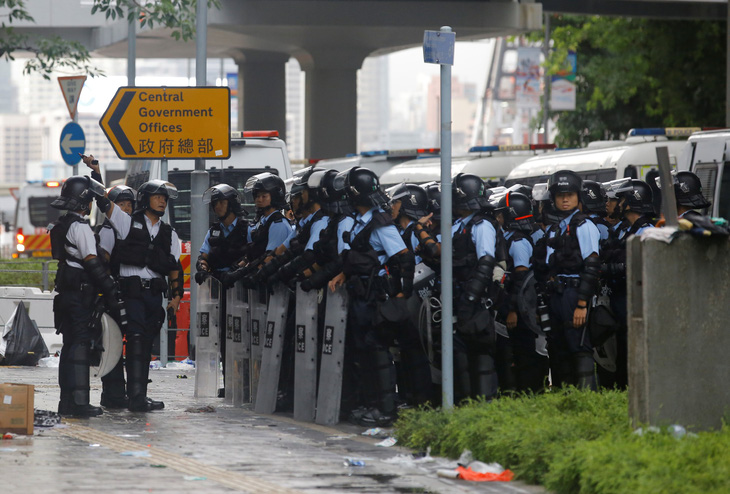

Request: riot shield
left=315, top=286, right=348, bottom=426
left=592, top=294, right=617, bottom=372
left=194, top=277, right=221, bottom=398
left=248, top=286, right=268, bottom=404
left=517, top=271, right=541, bottom=336
left=225, top=281, right=250, bottom=406
left=254, top=283, right=291, bottom=414
left=90, top=313, right=123, bottom=378
left=293, top=283, right=319, bottom=422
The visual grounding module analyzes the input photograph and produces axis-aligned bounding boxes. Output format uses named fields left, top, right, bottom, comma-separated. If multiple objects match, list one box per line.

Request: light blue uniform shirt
left=531, top=227, right=545, bottom=244
left=588, top=214, right=610, bottom=241
left=349, top=207, right=407, bottom=275
left=200, top=217, right=240, bottom=254
left=399, top=220, right=422, bottom=265
left=337, top=215, right=356, bottom=254
left=247, top=210, right=293, bottom=251
left=546, top=210, right=601, bottom=276
left=504, top=230, right=532, bottom=269
left=451, top=212, right=497, bottom=258
left=306, top=214, right=330, bottom=251
left=632, top=223, right=654, bottom=235
left=283, top=212, right=315, bottom=249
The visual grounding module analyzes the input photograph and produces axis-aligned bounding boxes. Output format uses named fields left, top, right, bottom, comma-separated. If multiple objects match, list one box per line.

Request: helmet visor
left=86, top=177, right=106, bottom=199
left=604, top=178, right=633, bottom=198
left=531, top=183, right=550, bottom=201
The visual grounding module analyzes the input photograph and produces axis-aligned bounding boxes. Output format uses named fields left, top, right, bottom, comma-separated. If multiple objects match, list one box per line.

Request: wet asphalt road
left=0, top=365, right=545, bottom=494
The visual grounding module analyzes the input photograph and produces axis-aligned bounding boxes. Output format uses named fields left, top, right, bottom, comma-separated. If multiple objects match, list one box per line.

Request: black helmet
left=203, top=183, right=243, bottom=220
left=51, top=176, right=105, bottom=212
left=453, top=173, right=489, bottom=211
left=315, top=169, right=352, bottom=215
left=107, top=185, right=137, bottom=210
left=243, top=172, right=287, bottom=213
left=386, top=183, right=429, bottom=219
left=289, top=167, right=324, bottom=213
left=581, top=180, right=608, bottom=216
left=135, top=179, right=179, bottom=216
left=496, top=191, right=534, bottom=232
left=334, top=166, right=390, bottom=208
left=548, top=170, right=582, bottom=201
left=422, top=181, right=441, bottom=221
left=618, top=179, right=654, bottom=215
left=674, top=171, right=711, bottom=209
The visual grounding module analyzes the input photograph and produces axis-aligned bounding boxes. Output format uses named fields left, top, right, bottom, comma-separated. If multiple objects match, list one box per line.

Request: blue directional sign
left=423, top=30, right=455, bottom=65
left=59, top=122, right=85, bottom=166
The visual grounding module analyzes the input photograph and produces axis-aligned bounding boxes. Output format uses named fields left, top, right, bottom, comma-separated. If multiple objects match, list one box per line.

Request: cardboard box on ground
left=0, top=383, right=34, bottom=435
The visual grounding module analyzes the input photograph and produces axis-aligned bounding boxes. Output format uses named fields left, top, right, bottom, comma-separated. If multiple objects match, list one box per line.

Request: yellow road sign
left=99, top=86, right=230, bottom=160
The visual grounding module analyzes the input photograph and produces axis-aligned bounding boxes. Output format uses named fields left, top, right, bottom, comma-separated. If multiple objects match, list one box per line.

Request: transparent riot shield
left=315, top=286, right=349, bottom=426
left=194, top=277, right=221, bottom=398
left=293, top=283, right=319, bottom=422
left=254, top=283, right=291, bottom=414
left=90, top=313, right=123, bottom=378
left=248, top=286, right=268, bottom=404
left=225, top=281, right=250, bottom=406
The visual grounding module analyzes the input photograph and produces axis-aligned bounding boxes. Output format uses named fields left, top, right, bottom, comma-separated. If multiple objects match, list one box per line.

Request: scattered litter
left=382, top=448, right=434, bottom=465
left=176, top=375, right=188, bottom=379
left=142, top=430, right=158, bottom=434
left=668, top=424, right=687, bottom=439
left=34, top=409, right=62, bottom=428
left=344, top=458, right=366, bottom=467
left=456, top=465, right=514, bottom=482
left=361, top=427, right=383, bottom=436
left=185, top=405, right=216, bottom=413
left=89, top=444, right=101, bottom=448
left=633, top=426, right=661, bottom=436
left=457, top=449, right=473, bottom=466
left=437, top=469, right=460, bottom=479
left=374, top=437, right=397, bottom=447
left=466, top=461, right=505, bottom=475
left=117, top=434, right=141, bottom=438
left=166, top=360, right=195, bottom=370
left=120, top=451, right=151, bottom=457
left=37, top=356, right=60, bottom=368
left=183, top=476, right=207, bottom=481
left=2, top=433, right=16, bottom=440
left=0, top=448, right=18, bottom=452
left=149, top=361, right=162, bottom=370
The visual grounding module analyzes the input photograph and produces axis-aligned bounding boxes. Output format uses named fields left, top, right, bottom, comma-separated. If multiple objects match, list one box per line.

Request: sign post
left=424, top=26, right=455, bottom=409
left=99, top=87, right=231, bottom=160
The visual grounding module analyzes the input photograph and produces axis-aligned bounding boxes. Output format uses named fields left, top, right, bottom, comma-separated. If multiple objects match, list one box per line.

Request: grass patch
left=395, top=387, right=730, bottom=494
left=0, top=259, right=57, bottom=289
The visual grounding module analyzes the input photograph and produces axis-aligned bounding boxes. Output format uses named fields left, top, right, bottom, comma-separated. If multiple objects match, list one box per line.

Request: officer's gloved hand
left=95, top=195, right=111, bottom=213
left=194, top=270, right=210, bottom=285
left=300, top=278, right=314, bottom=292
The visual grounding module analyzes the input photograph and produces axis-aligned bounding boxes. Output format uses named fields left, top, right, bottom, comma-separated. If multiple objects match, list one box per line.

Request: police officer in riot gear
left=50, top=175, right=126, bottom=417
left=494, top=190, right=549, bottom=392
left=581, top=180, right=611, bottom=241
left=673, top=171, right=711, bottom=221
left=96, top=179, right=183, bottom=412
left=619, top=180, right=655, bottom=235
left=451, top=172, right=501, bottom=400
left=329, top=166, right=416, bottom=426
left=543, top=170, right=601, bottom=389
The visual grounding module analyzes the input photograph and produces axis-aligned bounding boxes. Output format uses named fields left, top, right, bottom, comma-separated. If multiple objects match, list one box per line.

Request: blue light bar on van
left=360, top=150, right=388, bottom=157
left=346, top=153, right=358, bottom=157
left=469, top=146, right=500, bottom=153
left=469, top=144, right=556, bottom=153
left=627, top=127, right=705, bottom=137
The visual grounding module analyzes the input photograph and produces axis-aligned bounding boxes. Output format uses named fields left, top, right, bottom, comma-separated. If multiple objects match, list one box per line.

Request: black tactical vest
left=313, top=214, right=347, bottom=265
left=93, top=219, right=122, bottom=276
left=206, top=217, right=249, bottom=271
left=627, top=215, right=653, bottom=236
left=452, top=213, right=505, bottom=282
left=289, top=209, right=326, bottom=254
left=342, top=210, right=392, bottom=277
left=400, top=222, right=417, bottom=254
left=546, top=210, right=591, bottom=276
left=505, top=230, right=533, bottom=272
left=50, top=213, right=92, bottom=292
left=247, top=210, right=285, bottom=261
left=115, top=212, right=178, bottom=276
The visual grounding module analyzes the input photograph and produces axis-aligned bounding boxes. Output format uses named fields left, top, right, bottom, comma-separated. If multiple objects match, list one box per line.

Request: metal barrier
left=0, top=260, right=58, bottom=291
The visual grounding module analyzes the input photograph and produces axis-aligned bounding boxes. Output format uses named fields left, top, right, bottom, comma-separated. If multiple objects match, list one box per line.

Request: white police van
left=311, top=148, right=440, bottom=178
left=504, top=128, right=694, bottom=187
left=676, top=128, right=730, bottom=219
left=379, top=144, right=555, bottom=186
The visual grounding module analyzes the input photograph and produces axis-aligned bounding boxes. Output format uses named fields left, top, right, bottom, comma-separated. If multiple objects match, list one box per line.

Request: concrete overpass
left=10, top=0, right=729, bottom=158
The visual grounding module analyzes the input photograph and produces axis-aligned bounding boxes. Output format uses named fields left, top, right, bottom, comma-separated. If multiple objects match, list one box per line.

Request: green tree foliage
left=543, top=16, right=726, bottom=147
left=0, top=0, right=220, bottom=80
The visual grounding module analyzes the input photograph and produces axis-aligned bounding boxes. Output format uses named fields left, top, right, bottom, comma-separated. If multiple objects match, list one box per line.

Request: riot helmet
left=496, top=191, right=534, bottom=232
left=243, top=172, right=287, bottom=214
left=452, top=173, right=489, bottom=211
left=51, top=175, right=105, bottom=213
left=333, top=166, right=390, bottom=209
left=135, top=179, right=179, bottom=217
left=289, top=167, right=324, bottom=215
left=532, top=182, right=561, bottom=225
left=107, top=185, right=136, bottom=208
left=422, top=181, right=441, bottom=222
left=386, top=183, right=429, bottom=220
left=202, top=183, right=243, bottom=220
left=618, top=179, right=654, bottom=215
left=548, top=170, right=582, bottom=216
left=317, top=169, right=352, bottom=215
left=581, top=180, right=608, bottom=216
left=673, top=171, right=711, bottom=209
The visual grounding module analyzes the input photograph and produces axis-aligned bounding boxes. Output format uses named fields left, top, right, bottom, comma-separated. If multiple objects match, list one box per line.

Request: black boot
left=358, top=349, right=396, bottom=427
left=453, top=349, right=472, bottom=403
left=574, top=352, right=597, bottom=391
left=60, top=342, right=102, bottom=417
left=126, top=334, right=164, bottom=412
left=101, top=357, right=127, bottom=409
left=58, top=344, right=73, bottom=415
left=471, top=353, right=499, bottom=400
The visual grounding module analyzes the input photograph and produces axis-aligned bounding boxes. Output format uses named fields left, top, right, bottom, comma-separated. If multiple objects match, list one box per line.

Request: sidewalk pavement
left=0, top=365, right=546, bottom=494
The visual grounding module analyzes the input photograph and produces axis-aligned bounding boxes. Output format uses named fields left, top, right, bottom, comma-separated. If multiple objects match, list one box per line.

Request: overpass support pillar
left=302, top=51, right=367, bottom=159
left=236, top=51, right=289, bottom=139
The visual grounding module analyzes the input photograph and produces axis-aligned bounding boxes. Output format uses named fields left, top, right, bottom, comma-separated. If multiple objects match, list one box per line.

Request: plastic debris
left=185, top=405, right=216, bottom=413
left=467, top=461, right=505, bottom=475
left=361, top=427, right=383, bottom=437
left=37, top=356, right=60, bottom=368
left=668, top=424, right=687, bottom=439
left=0, top=448, right=18, bottom=452
left=374, top=437, right=397, bottom=447
left=89, top=444, right=101, bottom=448
left=344, top=458, right=366, bottom=467
left=2, top=433, right=16, bottom=440
left=120, top=451, right=151, bottom=457
left=183, top=476, right=207, bottom=481
left=633, top=426, right=661, bottom=436
left=437, top=469, right=460, bottom=479
left=457, top=449, right=474, bottom=466
left=166, top=359, right=195, bottom=370
left=176, top=375, right=188, bottom=379
left=34, top=409, right=62, bottom=427
left=382, top=449, right=435, bottom=465
left=456, top=466, right=514, bottom=482
left=117, top=434, right=141, bottom=438
left=149, top=360, right=162, bottom=369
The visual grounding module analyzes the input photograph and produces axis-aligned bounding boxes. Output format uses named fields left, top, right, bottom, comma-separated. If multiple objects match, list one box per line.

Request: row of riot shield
left=193, top=276, right=349, bottom=425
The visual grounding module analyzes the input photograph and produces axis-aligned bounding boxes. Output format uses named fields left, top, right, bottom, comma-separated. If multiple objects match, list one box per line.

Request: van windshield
left=167, top=168, right=272, bottom=241
left=28, top=196, right=62, bottom=228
